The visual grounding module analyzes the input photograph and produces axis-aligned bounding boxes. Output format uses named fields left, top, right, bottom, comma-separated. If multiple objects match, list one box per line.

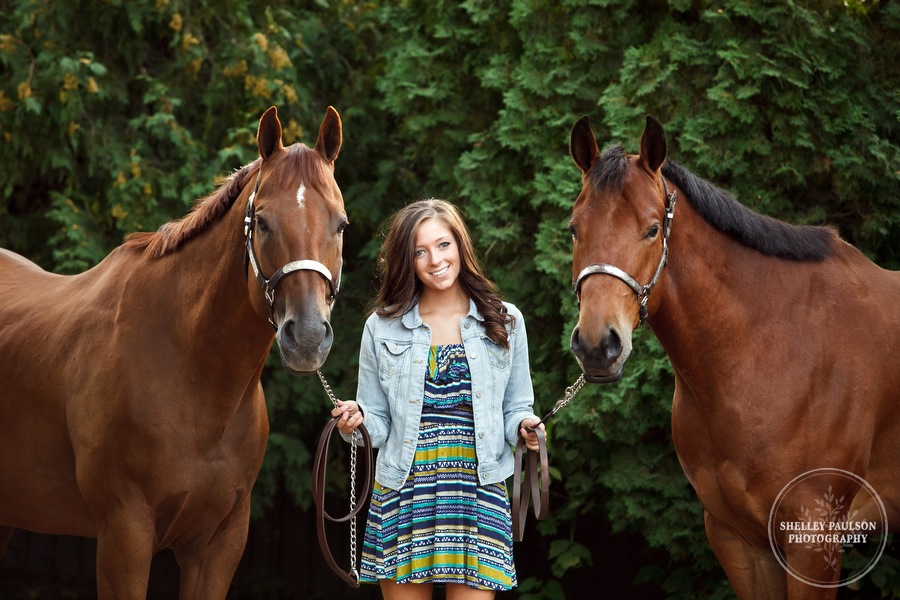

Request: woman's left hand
left=519, top=418, right=546, bottom=452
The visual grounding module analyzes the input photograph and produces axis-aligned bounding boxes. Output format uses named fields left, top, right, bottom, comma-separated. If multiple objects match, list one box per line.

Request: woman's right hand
left=332, top=400, right=364, bottom=435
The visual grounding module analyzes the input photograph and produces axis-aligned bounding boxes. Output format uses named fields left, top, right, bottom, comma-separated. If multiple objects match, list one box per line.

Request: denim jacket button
left=464, top=322, right=470, bottom=329
left=478, top=432, right=485, bottom=439
left=470, top=352, right=477, bottom=359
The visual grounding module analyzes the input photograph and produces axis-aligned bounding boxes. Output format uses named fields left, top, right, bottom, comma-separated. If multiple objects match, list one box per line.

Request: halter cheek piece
left=243, top=170, right=341, bottom=330
left=573, top=178, right=677, bottom=327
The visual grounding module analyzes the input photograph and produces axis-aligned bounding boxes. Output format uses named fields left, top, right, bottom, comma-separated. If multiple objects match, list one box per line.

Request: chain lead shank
left=530, top=374, right=586, bottom=430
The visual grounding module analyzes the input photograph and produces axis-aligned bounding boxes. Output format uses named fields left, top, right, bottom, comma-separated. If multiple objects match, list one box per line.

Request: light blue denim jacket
left=354, top=299, right=537, bottom=489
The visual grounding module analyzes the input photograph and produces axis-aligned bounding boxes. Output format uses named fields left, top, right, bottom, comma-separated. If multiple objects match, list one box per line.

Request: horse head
left=245, top=106, right=346, bottom=374
left=567, top=115, right=672, bottom=383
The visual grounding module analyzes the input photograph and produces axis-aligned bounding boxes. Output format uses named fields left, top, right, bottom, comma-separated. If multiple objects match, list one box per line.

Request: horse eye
left=646, top=224, right=660, bottom=239
left=338, top=220, right=349, bottom=235
left=256, top=217, right=270, bottom=233
left=568, top=225, right=577, bottom=241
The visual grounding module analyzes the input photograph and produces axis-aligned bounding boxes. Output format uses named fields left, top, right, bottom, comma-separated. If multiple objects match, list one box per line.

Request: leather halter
left=243, top=169, right=341, bottom=329
left=573, top=178, right=677, bottom=327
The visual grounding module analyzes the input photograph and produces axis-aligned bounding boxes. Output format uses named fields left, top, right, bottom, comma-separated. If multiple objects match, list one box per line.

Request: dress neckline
left=427, top=344, right=466, bottom=382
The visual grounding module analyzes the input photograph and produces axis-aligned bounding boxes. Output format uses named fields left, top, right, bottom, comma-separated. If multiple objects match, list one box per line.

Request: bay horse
left=0, top=105, right=346, bottom=598
left=567, top=115, right=899, bottom=598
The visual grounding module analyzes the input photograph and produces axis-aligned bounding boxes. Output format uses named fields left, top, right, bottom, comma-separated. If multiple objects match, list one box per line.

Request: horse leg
left=704, top=511, right=787, bottom=600
left=174, top=498, right=251, bottom=599
left=95, top=510, right=155, bottom=599
left=784, top=547, right=840, bottom=600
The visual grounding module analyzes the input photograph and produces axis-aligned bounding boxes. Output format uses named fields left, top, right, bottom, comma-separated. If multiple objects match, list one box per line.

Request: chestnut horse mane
left=590, top=145, right=837, bottom=262
left=123, top=159, right=259, bottom=258
left=123, top=145, right=330, bottom=259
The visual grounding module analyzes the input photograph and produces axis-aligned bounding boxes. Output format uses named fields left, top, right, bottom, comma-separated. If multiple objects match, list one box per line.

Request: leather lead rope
left=512, top=428, right=548, bottom=542
left=312, top=370, right=374, bottom=587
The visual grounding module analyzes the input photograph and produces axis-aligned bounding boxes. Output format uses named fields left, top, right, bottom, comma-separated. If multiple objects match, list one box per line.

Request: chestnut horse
left=567, top=115, right=899, bottom=598
left=0, top=105, right=346, bottom=598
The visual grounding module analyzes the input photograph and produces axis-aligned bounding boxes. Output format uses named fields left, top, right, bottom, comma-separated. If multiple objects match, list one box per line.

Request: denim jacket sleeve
left=501, top=303, right=537, bottom=448
left=354, top=313, right=391, bottom=448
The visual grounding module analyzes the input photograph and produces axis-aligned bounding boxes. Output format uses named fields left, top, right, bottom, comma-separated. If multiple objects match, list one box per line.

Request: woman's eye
left=414, top=249, right=425, bottom=258
left=439, top=241, right=451, bottom=249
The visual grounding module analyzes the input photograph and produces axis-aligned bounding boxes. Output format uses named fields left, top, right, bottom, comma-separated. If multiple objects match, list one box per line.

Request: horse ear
left=640, top=115, right=667, bottom=173
left=315, top=106, right=342, bottom=164
left=570, top=115, right=600, bottom=175
left=257, top=106, right=284, bottom=161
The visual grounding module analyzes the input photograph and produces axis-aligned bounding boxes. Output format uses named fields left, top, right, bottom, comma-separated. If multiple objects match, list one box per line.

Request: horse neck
left=647, top=196, right=786, bottom=381
left=141, top=193, right=273, bottom=391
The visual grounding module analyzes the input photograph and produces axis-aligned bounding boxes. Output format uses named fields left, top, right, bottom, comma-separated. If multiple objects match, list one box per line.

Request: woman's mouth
left=430, top=266, right=449, bottom=277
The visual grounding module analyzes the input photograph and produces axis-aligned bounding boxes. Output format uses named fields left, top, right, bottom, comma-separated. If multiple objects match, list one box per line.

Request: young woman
left=333, top=199, right=544, bottom=599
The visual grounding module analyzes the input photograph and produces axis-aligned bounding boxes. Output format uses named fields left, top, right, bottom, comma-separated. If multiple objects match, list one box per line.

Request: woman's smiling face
left=413, top=217, right=461, bottom=294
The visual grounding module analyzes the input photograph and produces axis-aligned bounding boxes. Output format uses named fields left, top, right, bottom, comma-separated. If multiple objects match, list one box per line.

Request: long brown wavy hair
left=371, top=199, right=513, bottom=348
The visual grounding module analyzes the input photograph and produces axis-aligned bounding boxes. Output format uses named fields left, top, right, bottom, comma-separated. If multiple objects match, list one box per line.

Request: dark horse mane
left=591, top=146, right=837, bottom=261
left=124, top=144, right=330, bottom=259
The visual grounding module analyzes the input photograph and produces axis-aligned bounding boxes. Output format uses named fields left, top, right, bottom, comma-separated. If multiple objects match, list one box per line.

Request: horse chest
left=672, top=389, right=772, bottom=497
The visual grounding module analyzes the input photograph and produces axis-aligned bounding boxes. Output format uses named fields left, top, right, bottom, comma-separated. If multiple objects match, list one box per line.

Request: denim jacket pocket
left=485, top=343, right=511, bottom=369
left=379, top=340, right=411, bottom=390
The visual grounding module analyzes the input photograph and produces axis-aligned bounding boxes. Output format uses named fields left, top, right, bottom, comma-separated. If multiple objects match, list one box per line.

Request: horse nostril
left=604, top=327, right=622, bottom=361
left=279, top=318, right=296, bottom=343
left=571, top=327, right=583, bottom=354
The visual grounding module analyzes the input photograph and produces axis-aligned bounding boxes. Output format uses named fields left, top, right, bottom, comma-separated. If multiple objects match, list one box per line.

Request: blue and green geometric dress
left=359, top=343, right=517, bottom=590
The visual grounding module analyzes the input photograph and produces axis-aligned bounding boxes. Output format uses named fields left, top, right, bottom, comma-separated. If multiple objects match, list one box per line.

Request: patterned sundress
left=359, top=343, right=517, bottom=590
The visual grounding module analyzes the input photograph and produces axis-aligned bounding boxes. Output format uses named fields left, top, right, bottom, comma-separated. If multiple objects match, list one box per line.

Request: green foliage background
left=1, top=0, right=898, bottom=597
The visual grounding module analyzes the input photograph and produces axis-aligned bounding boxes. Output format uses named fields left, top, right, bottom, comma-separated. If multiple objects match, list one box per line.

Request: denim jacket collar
left=400, top=297, right=484, bottom=329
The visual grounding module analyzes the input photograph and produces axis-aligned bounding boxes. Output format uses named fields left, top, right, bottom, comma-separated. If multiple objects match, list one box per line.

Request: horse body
left=568, top=115, right=899, bottom=598
left=0, top=105, right=345, bottom=598
left=659, top=199, right=900, bottom=525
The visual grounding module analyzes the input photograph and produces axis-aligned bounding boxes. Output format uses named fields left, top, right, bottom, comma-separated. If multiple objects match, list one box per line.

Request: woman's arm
left=502, top=306, right=540, bottom=447
left=351, top=315, right=391, bottom=448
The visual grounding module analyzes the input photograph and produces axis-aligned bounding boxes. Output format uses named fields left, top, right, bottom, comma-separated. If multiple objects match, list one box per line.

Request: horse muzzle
left=570, top=323, right=631, bottom=384
left=276, top=315, right=334, bottom=374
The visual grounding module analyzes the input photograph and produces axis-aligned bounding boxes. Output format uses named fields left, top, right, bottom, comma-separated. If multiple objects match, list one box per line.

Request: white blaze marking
left=296, top=182, right=307, bottom=209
